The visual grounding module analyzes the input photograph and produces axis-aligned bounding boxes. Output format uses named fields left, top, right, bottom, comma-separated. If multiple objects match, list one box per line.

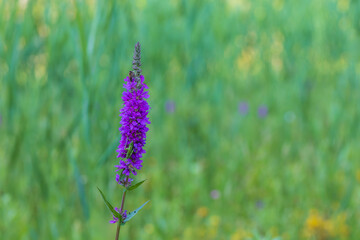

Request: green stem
left=115, top=176, right=129, bottom=240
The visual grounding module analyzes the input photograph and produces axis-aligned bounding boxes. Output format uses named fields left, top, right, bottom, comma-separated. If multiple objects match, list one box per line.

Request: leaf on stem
left=127, top=179, right=146, bottom=191
left=97, top=187, right=121, bottom=219
left=123, top=200, right=150, bottom=224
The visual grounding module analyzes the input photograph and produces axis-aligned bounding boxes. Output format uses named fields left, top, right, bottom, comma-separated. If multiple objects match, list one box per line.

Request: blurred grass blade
left=98, top=136, right=121, bottom=166
left=70, top=150, right=90, bottom=220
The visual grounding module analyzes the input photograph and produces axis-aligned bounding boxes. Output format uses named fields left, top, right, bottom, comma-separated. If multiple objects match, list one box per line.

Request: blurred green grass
left=0, top=0, right=360, bottom=239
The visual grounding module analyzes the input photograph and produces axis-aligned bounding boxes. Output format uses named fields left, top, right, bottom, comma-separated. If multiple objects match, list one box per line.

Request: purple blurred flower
left=238, top=101, right=249, bottom=116
left=165, top=100, right=175, bottom=113
left=258, top=105, right=268, bottom=118
left=255, top=200, right=264, bottom=209
left=210, top=190, right=220, bottom=200
left=109, top=208, right=128, bottom=224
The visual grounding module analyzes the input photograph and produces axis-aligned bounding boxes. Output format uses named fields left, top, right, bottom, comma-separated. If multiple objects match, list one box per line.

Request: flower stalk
left=97, top=42, right=150, bottom=240
left=115, top=176, right=129, bottom=240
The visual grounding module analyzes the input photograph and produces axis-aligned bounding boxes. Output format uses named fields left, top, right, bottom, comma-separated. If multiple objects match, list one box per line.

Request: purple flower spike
left=258, top=105, right=268, bottom=118
left=116, top=74, right=150, bottom=176
left=116, top=42, right=150, bottom=185
left=238, top=101, right=249, bottom=116
left=165, top=100, right=175, bottom=113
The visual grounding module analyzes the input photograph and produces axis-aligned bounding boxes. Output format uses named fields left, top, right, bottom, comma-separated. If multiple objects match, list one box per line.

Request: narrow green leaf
left=127, top=179, right=146, bottom=191
left=126, top=141, right=134, bottom=158
left=97, top=187, right=121, bottom=219
left=123, top=200, right=150, bottom=223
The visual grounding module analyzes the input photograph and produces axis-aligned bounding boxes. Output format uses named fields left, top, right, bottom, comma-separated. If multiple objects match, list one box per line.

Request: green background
left=1, top=0, right=359, bottom=239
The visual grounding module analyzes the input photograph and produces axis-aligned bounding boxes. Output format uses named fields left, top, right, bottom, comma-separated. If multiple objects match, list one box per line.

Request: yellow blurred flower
left=337, top=0, right=349, bottom=12
left=272, top=0, right=284, bottom=11
left=37, top=24, right=49, bottom=38
left=19, top=0, right=29, bottom=10
left=271, top=57, right=283, bottom=73
left=356, top=169, right=360, bottom=182
left=184, top=227, right=193, bottom=239
left=237, top=47, right=256, bottom=72
left=32, top=1, right=45, bottom=19
left=336, top=56, right=348, bottom=72
left=226, top=0, right=251, bottom=13
left=196, top=207, right=209, bottom=218
left=198, top=226, right=207, bottom=238
left=304, top=209, right=333, bottom=239
left=270, top=32, right=284, bottom=73
left=269, top=227, right=278, bottom=237
left=230, top=228, right=252, bottom=240
left=208, top=228, right=218, bottom=238
left=209, top=215, right=221, bottom=227
left=332, top=213, right=349, bottom=239
left=304, top=210, right=349, bottom=239
left=136, top=0, right=147, bottom=10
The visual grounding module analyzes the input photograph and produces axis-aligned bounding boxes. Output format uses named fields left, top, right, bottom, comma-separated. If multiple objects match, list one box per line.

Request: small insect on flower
left=127, top=163, right=137, bottom=174
left=129, top=71, right=135, bottom=82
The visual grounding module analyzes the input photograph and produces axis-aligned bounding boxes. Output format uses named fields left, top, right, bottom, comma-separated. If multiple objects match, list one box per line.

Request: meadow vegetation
left=0, top=0, right=359, bottom=239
